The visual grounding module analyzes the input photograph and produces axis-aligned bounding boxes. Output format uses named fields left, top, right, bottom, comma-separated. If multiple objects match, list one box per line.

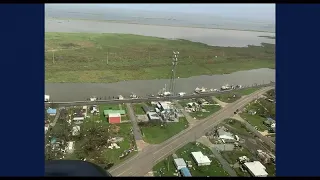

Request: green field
left=140, top=117, right=189, bottom=144
left=132, top=103, right=145, bottom=115
left=45, top=33, right=275, bottom=83
left=215, top=87, right=261, bottom=103
left=153, top=142, right=229, bottom=177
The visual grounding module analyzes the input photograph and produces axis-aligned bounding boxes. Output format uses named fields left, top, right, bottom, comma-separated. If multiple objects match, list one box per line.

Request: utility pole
left=52, top=51, right=55, bottom=64
left=169, top=51, right=179, bottom=97
left=107, top=48, right=109, bottom=65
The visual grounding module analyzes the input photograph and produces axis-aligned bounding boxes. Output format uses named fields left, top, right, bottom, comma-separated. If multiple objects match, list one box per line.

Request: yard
left=132, top=103, right=145, bottom=115
left=240, top=112, right=269, bottom=132
left=215, top=87, right=261, bottom=103
left=140, top=117, right=189, bottom=144
left=153, top=142, right=229, bottom=177
left=223, top=119, right=252, bottom=137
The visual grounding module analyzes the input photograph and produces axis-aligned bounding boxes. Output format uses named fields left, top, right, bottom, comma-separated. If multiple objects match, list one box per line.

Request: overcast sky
left=47, top=4, right=275, bottom=22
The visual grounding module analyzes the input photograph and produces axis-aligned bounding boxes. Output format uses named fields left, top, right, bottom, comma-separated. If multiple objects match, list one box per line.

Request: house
left=243, top=161, right=268, bottom=177
left=217, top=128, right=236, bottom=143
left=173, top=158, right=187, bottom=170
left=191, top=151, right=211, bottom=166
left=180, top=167, right=192, bottom=177
left=118, top=95, right=124, bottom=100
left=47, top=108, right=57, bottom=116
left=147, top=112, right=161, bottom=121
left=72, top=126, right=80, bottom=136
left=109, top=113, right=121, bottom=124
left=103, top=110, right=126, bottom=117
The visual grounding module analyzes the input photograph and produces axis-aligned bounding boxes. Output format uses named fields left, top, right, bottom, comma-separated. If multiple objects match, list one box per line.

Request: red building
left=108, top=113, right=121, bottom=124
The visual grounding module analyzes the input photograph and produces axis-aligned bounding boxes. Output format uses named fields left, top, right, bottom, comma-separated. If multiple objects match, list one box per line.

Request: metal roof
left=103, top=110, right=125, bottom=115
left=180, top=167, right=192, bottom=177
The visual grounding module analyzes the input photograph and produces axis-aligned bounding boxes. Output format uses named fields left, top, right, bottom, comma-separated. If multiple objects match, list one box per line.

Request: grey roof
left=174, top=158, right=187, bottom=167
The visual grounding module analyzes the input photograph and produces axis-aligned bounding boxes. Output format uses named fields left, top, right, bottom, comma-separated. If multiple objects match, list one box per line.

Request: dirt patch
left=76, top=41, right=95, bottom=48
left=110, top=125, right=120, bottom=133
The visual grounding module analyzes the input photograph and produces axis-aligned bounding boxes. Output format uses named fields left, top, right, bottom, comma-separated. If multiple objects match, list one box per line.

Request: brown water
left=45, top=68, right=275, bottom=102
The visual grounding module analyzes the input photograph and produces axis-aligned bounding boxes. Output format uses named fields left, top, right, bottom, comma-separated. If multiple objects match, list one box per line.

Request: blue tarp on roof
left=180, top=167, right=192, bottom=177
left=47, top=108, right=57, bottom=114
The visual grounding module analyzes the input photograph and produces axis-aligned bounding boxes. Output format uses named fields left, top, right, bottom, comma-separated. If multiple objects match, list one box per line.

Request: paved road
left=126, top=103, right=143, bottom=141
left=46, top=83, right=274, bottom=106
left=108, top=87, right=273, bottom=176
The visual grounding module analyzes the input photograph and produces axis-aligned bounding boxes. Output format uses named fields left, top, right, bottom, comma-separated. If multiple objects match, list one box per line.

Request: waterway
left=45, top=68, right=275, bottom=102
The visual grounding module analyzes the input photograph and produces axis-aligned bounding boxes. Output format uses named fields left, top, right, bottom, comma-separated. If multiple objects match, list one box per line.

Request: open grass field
left=140, top=117, right=189, bottom=144
left=153, top=142, right=229, bottom=177
left=45, top=33, right=275, bottom=83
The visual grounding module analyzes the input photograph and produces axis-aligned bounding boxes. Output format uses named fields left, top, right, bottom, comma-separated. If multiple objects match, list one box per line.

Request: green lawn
left=215, top=87, right=261, bottom=103
left=133, top=103, right=145, bottom=115
left=223, top=119, right=252, bottom=137
left=45, top=33, right=275, bottom=83
left=240, top=113, right=269, bottom=131
left=140, top=117, right=189, bottom=144
left=153, top=142, right=229, bottom=177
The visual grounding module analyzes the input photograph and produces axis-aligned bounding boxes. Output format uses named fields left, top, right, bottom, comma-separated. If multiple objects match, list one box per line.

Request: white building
left=173, top=158, right=187, bottom=170
left=72, top=126, right=80, bottom=136
left=243, top=161, right=268, bottom=177
left=157, top=101, right=172, bottom=111
left=66, top=141, right=75, bottom=153
left=45, top=95, right=50, bottom=102
left=191, top=152, right=211, bottom=166
left=118, top=95, right=124, bottom=100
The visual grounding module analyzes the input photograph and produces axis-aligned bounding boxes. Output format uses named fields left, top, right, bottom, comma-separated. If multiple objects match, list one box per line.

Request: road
left=46, top=82, right=274, bottom=106
left=125, top=103, right=143, bottom=141
left=108, top=86, right=273, bottom=176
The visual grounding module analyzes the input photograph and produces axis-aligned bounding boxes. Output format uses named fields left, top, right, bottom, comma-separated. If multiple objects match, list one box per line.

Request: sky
left=47, top=4, right=275, bottom=23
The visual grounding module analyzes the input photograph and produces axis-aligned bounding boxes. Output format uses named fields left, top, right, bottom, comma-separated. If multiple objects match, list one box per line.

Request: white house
left=45, top=95, right=50, bottom=102
left=243, top=161, right=268, bottom=177
left=173, top=158, right=187, bottom=170
left=191, top=151, right=211, bottom=166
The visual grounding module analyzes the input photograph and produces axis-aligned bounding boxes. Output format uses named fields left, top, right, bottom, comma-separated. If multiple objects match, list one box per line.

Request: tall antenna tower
left=169, top=51, right=179, bottom=96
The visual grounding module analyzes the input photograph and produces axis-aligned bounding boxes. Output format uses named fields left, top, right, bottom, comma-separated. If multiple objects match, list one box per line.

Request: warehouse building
left=173, top=158, right=187, bottom=170
left=243, top=161, right=268, bottom=177
left=108, top=113, right=121, bottom=124
left=191, top=151, right=211, bottom=166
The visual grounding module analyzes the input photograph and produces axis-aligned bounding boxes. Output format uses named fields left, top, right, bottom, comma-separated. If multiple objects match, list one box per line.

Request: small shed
left=173, top=158, right=187, bottom=170
left=109, top=113, right=121, bottom=124
left=47, top=108, right=57, bottom=115
left=180, top=167, right=192, bottom=177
